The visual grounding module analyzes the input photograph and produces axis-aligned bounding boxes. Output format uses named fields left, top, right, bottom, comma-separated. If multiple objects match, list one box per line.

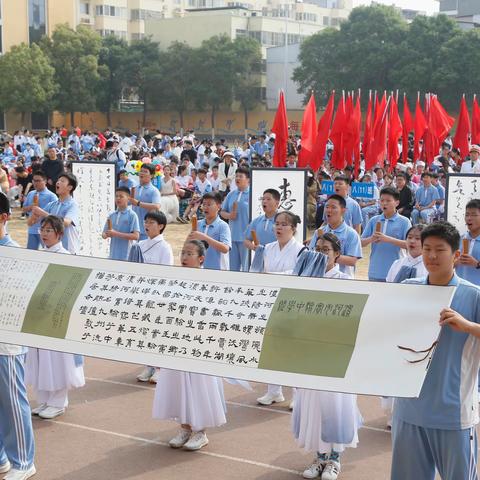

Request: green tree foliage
left=0, top=43, right=56, bottom=125
left=41, top=24, right=101, bottom=124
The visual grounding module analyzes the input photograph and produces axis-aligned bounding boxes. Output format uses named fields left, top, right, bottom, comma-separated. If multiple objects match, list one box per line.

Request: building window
left=235, top=28, right=247, bottom=37
left=29, top=0, right=46, bottom=45
left=131, top=33, right=145, bottom=40
left=323, top=16, right=330, bottom=25
left=80, top=2, right=90, bottom=15
left=95, top=5, right=127, bottom=17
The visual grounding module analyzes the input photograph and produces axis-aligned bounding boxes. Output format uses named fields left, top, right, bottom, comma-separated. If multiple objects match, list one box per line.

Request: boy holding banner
left=0, top=192, right=36, bottom=480
left=391, top=222, right=480, bottom=480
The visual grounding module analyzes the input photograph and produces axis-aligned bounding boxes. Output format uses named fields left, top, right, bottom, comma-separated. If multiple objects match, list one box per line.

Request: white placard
left=0, top=246, right=456, bottom=398
left=250, top=168, right=307, bottom=242
left=71, top=162, right=116, bottom=258
left=446, top=174, right=480, bottom=235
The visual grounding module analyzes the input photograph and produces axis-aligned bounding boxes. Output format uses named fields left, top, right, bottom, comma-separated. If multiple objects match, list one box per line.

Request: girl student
left=152, top=239, right=226, bottom=451
left=294, top=232, right=362, bottom=480
left=26, top=215, right=85, bottom=419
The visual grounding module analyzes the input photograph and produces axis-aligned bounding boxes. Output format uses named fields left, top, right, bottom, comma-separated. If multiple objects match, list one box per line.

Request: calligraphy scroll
left=0, top=246, right=455, bottom=397
left=71, top=162, right=116, bottom=258
left=445, top=173, right=480, bottom=235
left=250, top=168, right=307, bottom=242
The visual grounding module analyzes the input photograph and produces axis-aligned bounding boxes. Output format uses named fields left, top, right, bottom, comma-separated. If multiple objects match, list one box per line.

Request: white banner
left=250, top=168, right=307, bottom=242
left=446, top=173, right=480, bottom=235
left=71, top=162, right=116, bottom=258
left=0, top=246, right=455, bottom=398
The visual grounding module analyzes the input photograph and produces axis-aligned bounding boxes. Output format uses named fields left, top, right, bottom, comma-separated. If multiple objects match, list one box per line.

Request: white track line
left=85, top=376, right=391, bottom=433
left=45, top=419, right=302, bottom=475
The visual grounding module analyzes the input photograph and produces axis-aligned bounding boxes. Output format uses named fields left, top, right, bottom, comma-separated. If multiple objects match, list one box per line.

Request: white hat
left=222, top=151, right=235, bottom=158
left=416, top=160, right=425, bottom=167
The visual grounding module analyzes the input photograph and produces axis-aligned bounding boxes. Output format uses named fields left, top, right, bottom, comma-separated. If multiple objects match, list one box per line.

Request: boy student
left=189, top=192, right=231, bottom=270
left=23, top=170, right=57, bottom=250
left=29, top=172, right=80, bottom=255
left=309, top=194, right=362, bottom=278
left=220, top=167, right=250, bottom=271
left=395, top=173, right=414, bottom=219
left=131, top=163, right=161, bottom=240
left=391, top=222, right=480, bottom=480
left=456, top=199, right=480, bottom=286
left=118, top=169, right=135, bottom=191
left=0, top=192, right=36, bottom=480
left=178, top=168, right=212, bottom=223
left=244, top=188, right=279, bottom=253
left=361, top=187, right=411, bottom=282
left=431, top=172, right=445, bottom=219
left=323, top=175, right=362, bottom=234
left=411, top=172, right=440, bottom=225
left=102, top=187, right=140, bottom=261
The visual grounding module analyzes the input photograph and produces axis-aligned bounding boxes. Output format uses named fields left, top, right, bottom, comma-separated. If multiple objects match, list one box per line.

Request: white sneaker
left=321, top=460, right=340, bottom=480
left=38, top=406, right=65, bottom=419
left=303, top=459, right=324, bottom=479
left=31, top=404, right=47, bottom=416
left=183, top=431, right=209, bottom=451
left=168, top=428, right=191, bottom=449
left=149, top=369, right=160, bottom=384
left=3, top=465, right=36, bottom=480
left=256, top=392, right=285, bottom=406
left=0, top=460, right=11, bottom=474
left=137, top=366, right=155, bottom=382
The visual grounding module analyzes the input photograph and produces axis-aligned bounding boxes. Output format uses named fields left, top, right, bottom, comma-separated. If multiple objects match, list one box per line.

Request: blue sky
left=352, top=0, right=439, bottom=15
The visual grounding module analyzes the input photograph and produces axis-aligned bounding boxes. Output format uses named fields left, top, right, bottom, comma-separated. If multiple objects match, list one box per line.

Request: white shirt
left=460, top=159, right=480, bottom=174
left=263, top=237, right=304, bottom=274
left=386, top=253, right=427, bottom=283
left=43, top=242, right=70, bottom=255
left=138, top=234, right=174, bottom=265
left=324, top=264, right=352, bottom=280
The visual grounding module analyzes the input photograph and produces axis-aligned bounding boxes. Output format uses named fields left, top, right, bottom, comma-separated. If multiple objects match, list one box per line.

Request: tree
left=232, top=37, right=262, bottom=131
left=97, top=35, right=130, bottom=126
left=0, top=43, right=56, bottom=125
left=41, top=24, right=101, bottom=125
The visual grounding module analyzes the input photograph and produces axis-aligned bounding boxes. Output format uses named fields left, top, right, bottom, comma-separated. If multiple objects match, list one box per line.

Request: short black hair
left=144, top=210, right=167, bottom=226
left=263, top=188, right=281, bottom=202
left=317, top=232, right=342, bottom=254
left=0, top=192, right=10, bottom=215
left=406, top=224, right=425, bottom=238
left=58, top=172, right=78, bottom=192
left=32, top=170, right=47, bottom=180
left=41, top=215, right=64, bottom=236
left=119, top=169, right=127, bottom=175
left=327, top=194, right=347, bottom=208
left=380, top=186, right=400, bottom=201
left=395, top=173, right=407, bottom=180
left=236, top=166, right=250, bottom=179
left=141, top=163, right=156, bottom=176
left=202, top=191, right=223, bottom=205
left=116, top=186, right=131, bottom=195
left=333, top=175, right=349, bottom=184
left=421, top=172, right=432, bottom=179
left=198, top=168, right=207, bottom=175
left=421, top=221, right=460, bottom=252
left=466, top=199, right=480, bottom=211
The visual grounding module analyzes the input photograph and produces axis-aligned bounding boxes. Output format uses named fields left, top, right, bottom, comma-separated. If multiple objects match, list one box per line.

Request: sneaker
left=168, top=428, right=192, bottom=449
left=303, top=459, right=324, bottom=479
left=0, top=460, right=11, bottom=474
left=136, top=366, right=155, bottom=382
left=175, top=216, right=183, bottom=223
left=149, top=369, right=160, bottom=384
left=38, top=406, right=65, bottom=419
left=4, top=465, right=36, bottom=480
left=183, top=431, right=209, bottom=451
left=31, top=404, right=47, bottom=416
left=321, top=460, right=340, bottom=480
left=256, top=392, right=285, bottom=406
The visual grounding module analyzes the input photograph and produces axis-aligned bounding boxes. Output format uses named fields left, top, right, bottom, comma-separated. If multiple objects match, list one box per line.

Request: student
left=244, top=188, right=279, bottom=254
left=310, top=195, right=362, bottom=278
left=456, top=199, right=480, bottom=286
left=296, top=233, right=362, bottom=480
left=0, top=192, right=36, bottom=480
left=131, top=163, right=161, bottom=240
left=395, top=173, right=414, bottom=219
left=22, top=170, right=57, bottom=250
left=102, top=187, right=140, bottom=261
left=153, top=239, right=226, bottom=451
left=118, top=169, right=135, bottom=191
left=356, top=172, right=379, bottom=230
left=411, top=172, right=440, bottom=225
left=179, top=168, right=212, bottom=223
left=135, top=210, right=174, bottom=382
left=220, top=167, right=250, bottom=271
left=361, top=187, right=411, bottom=281
left=257, top=211, right=304, bottom=406
left=431, top=172, right=445, bottom=219
left=188, top=192, right=231, bottom=270
left=28, top=172, right=80, bottom=254
left=391, top=222, right=480, bottom=480
left=26, top=215, right=85, bottom=420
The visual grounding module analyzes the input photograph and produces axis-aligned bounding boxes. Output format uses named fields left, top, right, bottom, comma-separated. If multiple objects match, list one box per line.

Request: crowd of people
left=1, top=126, right=480, bottom=480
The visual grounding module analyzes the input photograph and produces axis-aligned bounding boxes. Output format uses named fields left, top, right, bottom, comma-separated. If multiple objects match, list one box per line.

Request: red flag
left=343, top=93, right=354, bottom=166
left=297, top=93, right=317, bottom=168
left=453, top=95, right=471, bottom=161
left=367, top=96, right=390, bottom=169
left=271, top=91, right=289, bottom=167
left=311, top=91, right=335, bottom=171
left=472, top=95, right=480, bottom=145
left=388, top=95, right=402, bottom=169
left=414, top=96, right=427, bottom=161
left=363, top=91, right=373, bottom=167
left=426, top=95, right=455, bottom=164
left=402, top=95, right=413, bottom=163
left=352, top=95, right=362, bottom=175
left=330, top=93, right=347, bottom=170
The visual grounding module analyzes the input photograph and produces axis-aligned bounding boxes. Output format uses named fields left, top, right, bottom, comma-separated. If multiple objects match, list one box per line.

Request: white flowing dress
left=160, top=178, right=180, bottom=223
left=292, top=266, right=362, bottom=454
